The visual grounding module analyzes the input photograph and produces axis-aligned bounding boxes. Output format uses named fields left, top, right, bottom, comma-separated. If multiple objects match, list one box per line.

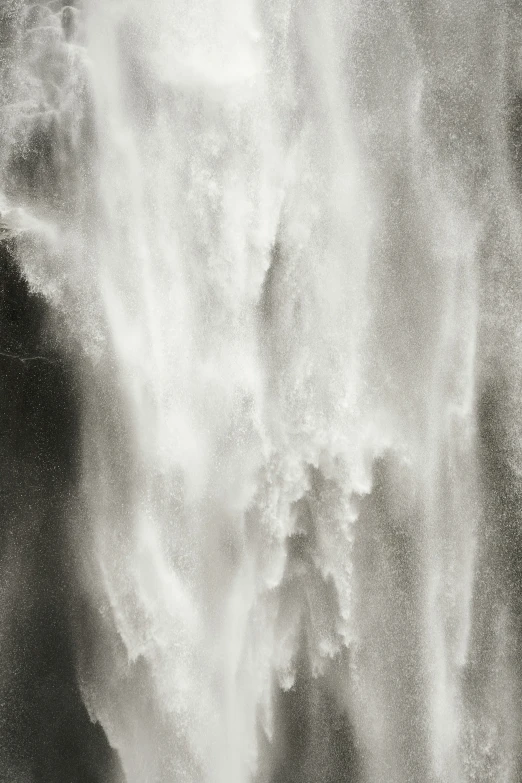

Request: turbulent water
left=1, top=1, right=522, bottom=781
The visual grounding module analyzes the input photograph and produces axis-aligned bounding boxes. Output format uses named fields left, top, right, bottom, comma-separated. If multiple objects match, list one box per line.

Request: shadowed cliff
left=0, top=239, right=119, bottom=783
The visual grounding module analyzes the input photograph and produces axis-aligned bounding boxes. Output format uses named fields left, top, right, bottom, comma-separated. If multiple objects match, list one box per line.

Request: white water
left=1, top=1, right=522, bottom=781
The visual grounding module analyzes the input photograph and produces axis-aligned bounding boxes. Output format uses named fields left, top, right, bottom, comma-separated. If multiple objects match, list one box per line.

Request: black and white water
left=1, top=1, right=522, bottom=781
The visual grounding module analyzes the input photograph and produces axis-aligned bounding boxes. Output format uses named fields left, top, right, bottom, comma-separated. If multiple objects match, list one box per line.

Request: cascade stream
left=1, top=1, right=522, bottom=782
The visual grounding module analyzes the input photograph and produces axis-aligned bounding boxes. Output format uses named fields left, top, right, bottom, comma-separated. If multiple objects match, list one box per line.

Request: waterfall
left=1, top=0, right=522, bottom=781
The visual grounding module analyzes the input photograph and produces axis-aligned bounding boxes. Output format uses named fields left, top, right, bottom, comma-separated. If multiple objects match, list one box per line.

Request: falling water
left=1, top=0, right=522, bottom=781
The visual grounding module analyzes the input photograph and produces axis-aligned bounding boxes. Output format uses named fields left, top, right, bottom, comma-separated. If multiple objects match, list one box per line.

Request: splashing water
left=1, top=0, right=522, bottom=781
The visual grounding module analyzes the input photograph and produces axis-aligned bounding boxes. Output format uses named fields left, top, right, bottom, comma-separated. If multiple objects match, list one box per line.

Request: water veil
left=1, top=1, right=522, bottom=781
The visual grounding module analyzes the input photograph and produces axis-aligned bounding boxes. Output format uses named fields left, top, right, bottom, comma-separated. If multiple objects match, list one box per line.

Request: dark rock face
left=270, top=659, right=360, bottom=783
left=0, top=240, right=118, bottom=783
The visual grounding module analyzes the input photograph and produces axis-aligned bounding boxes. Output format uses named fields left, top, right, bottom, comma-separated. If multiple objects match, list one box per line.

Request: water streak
left=1, top=1, right=522, bottom=781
